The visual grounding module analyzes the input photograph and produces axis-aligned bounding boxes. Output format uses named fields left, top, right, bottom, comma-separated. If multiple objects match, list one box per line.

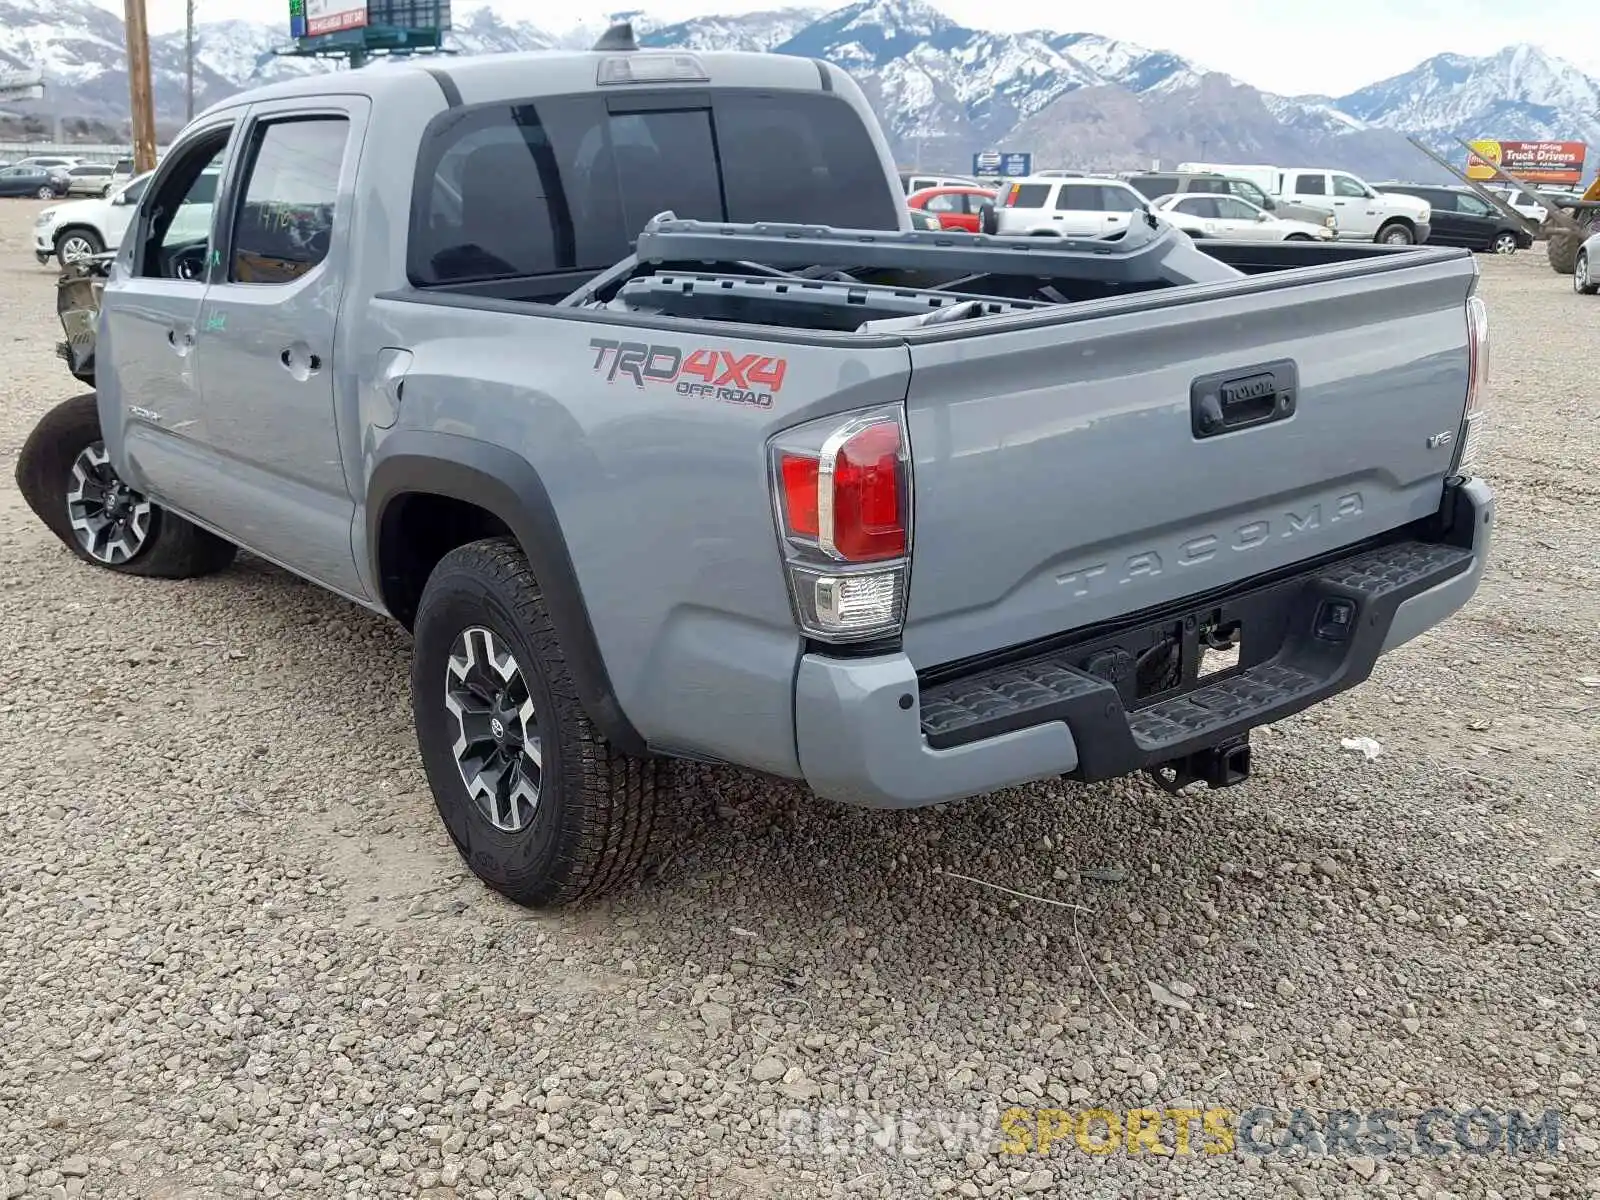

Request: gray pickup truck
left=17, top=35, right=1494, bottom=908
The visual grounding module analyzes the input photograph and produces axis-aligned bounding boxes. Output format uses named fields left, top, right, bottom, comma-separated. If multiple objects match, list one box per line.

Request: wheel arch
left=367, top=431, right=646, bottom=756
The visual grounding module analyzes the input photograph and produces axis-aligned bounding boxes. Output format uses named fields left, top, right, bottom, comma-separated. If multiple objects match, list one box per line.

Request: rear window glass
left=1007, top=184, right=1052, bottom=209
left=409, top=90, right=900, bottom=285
left=1127, top=175, right=1177, bottom=199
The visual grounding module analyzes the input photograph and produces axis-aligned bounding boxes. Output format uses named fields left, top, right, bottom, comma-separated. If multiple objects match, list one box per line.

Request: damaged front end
left=56, top=254, right=113, bottom=388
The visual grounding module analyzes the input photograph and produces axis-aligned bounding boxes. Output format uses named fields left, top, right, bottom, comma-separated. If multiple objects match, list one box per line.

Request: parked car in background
left=1573, top=228, right=1600, bottom=295
left=1126, top=171, right=1336, bottom=230
left=986, top=176, right=1149, bottom=237
left=906, top=184, right=995, bottom=232
left=0, top=165, right=70, bottom=199
left=1152, top=193, right=1334, bottom=241
left=899, top=170, right=979, bottom=195
left=13, top=155, right=81, bottom=172
left=55, top=163, right=118, bottom=197
left=1483, top=183, right=1549, bottom=224
left=1277, top=168, right=1432, bottom=244
left=1372, top=183, right=1531, bottom=254
left=32, top=168, right=215, bottom=267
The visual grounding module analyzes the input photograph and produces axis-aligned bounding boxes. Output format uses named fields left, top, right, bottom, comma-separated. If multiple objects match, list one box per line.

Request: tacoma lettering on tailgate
left=1055, top=493, right=1364, bottom=597
left=589, top=338, right=787, bottom=409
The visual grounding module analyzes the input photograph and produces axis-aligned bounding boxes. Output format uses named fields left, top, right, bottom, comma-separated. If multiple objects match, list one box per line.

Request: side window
left=1188, top=178, right=1228, bottom=194
left=1293, top=174, right=1326, bottom=195
left=1056, top=185, right=1098, bottom=211
left=1457, top=193, right=1491, bottom=216
left=1332, top=174, right=1369, bottom=198
left=1177, top=196, right=1220, bottom=219
left=1216, top=197, right=1258, bottom=220
left=135, top=130, right=231, bottom=280
left=229, top=117, right=348, bottom=285
left=1008, top=184, right=1051, bottom=209
left=925, top=193, right=963, bottom=213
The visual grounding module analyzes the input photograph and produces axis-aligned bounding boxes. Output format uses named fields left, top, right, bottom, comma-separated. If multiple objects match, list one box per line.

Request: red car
left=907, top=186, right=997, bottom=233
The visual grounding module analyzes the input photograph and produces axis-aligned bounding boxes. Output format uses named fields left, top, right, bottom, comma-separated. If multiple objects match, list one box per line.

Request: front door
left=97, top=121, right=236, bottom=517
left=1329, top=172, right=1380, bottom=238
left=191, top=99, right=370, bottom=598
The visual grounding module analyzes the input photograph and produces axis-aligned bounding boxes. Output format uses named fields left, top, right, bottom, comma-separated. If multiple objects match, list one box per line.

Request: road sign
left=0, top=70, right=45, bottom=103
left=973, top=150, right=1032, bottom=178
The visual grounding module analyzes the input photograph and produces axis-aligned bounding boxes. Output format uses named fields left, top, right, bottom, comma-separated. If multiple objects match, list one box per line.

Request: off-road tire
left=1376, top=221, right=1415, bottom=246
left=1548, top=227, right=1582, bottom=275
left=15, top=393, right=237, bottom=578
left=411, top=536, right=662, bottom=908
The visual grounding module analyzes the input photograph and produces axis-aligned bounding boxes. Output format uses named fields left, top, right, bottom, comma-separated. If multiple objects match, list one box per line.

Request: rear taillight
left=1455, top=293, right=1490, bottom=477
left=770, top=407, right=911, bottom=643
left=1005, top=183, right=1021, bottom=207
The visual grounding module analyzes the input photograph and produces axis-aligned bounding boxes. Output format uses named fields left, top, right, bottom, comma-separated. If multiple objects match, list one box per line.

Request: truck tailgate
left=899, top=252, right=1478, bottom=667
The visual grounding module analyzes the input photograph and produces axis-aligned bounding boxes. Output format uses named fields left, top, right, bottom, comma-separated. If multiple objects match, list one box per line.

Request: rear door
left=896, top=253, right=1480, bottom=666
left=1053, top=184, right=1115, bottom=236
left=1450, top=191, right=1499, bottom=246
left=190, top=97, right=370, bottom=596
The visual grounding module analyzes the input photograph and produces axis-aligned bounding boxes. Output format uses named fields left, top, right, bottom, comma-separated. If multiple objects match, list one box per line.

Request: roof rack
left=633, top=214, right=1243, bottom=287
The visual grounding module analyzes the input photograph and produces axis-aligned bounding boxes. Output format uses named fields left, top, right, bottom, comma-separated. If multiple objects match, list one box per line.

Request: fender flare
left=367, top=429, right=647, bottom=756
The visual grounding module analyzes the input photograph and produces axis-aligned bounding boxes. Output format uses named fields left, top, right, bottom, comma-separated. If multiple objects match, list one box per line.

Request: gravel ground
left=0, top=199, right=1596, bottom=1200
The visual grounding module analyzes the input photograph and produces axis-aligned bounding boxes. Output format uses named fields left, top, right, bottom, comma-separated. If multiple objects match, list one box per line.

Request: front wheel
left=1491, top=231, right=1519, bottom=255
left=411, top=537, right=664, bottom=908
left=14, top=394, right=238, bottom=577
left=1377, top=222, right=1415, bottom=246
left=56, top=229, right=104, bottom=267
left=36, top=185, right=55, bottom=200
left=1575, top=251, right=1598, bottom=295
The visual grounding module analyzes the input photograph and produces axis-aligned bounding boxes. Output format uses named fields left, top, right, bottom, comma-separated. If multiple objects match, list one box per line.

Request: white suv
left=34, top=168, right=216, bottom=268
left=986, top=176, right=1149, bottom=238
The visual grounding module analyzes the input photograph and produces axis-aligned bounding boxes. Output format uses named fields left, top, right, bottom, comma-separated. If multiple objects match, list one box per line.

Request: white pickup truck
left=1180, top=162, right=1432, bottom=246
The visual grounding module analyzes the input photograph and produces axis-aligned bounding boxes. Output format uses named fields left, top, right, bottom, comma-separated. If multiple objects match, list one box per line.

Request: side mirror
left=1257, top=210, right=1271, bottom=221
left=1262, top=197, right=1277, bottom=211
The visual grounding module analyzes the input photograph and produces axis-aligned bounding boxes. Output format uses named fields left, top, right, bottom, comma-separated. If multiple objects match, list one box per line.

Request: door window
left=1332, top=174, right=1370, bottom=198
left=1292, top=174, right=1326, bottom=195
left=135, top=129, right=231, bottom=280
left=1215, top=196, right=1259, bottom=221
left=1456, top=193, right=1492, bottom=216
left=1175, top=196, right=1220, bottom=219
left=1055, top=185, right=1100, bottom=211
left=228, top=117, right=348, bottom=285
left=924, top=192, right=964, bottom=213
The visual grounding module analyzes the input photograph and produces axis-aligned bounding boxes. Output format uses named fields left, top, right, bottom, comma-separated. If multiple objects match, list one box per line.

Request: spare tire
left=980, top=205, right=998, bottom=235
left=1547, top=226, right=1582, bottom=275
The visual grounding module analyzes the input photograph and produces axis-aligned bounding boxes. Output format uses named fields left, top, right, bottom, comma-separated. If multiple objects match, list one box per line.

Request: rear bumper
left=794, top=478, right=1492, bottom=809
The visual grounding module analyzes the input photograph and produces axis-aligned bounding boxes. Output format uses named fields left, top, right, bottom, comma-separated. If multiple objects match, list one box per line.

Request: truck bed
left=369, top=213, right=1481, bottom=776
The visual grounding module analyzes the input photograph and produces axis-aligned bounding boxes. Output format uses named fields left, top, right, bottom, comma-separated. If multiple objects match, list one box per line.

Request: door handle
left=280, top=347, right=323, bottom=379
left=167, top=327, right=194, bottom=356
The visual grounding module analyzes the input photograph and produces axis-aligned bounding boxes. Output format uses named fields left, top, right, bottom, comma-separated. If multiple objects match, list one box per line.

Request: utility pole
left=124, top=0, right=158, bottom=172
left=185, top=0, right=196, bottom=123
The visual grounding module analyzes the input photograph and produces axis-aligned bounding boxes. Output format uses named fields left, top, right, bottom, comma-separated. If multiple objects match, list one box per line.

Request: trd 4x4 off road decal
left=589, top=339, right=787, bottom=409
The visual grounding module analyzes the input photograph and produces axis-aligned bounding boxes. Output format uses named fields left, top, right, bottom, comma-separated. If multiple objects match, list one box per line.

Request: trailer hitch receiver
left=1147, top=734, right=1252, bottom=794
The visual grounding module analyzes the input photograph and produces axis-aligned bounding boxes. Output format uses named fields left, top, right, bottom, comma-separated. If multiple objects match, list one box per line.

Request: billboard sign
left=1466, top=139, right=1587, bottom=186
left=973, top=150, right=1032, bottom=178
left=0, top=69, right=45, bottom=103
left=291, top=0, right=370, bottom=38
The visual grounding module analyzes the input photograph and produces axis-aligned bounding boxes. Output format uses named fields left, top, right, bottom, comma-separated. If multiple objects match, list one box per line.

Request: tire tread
left=417, top=536, right=662, bottom=906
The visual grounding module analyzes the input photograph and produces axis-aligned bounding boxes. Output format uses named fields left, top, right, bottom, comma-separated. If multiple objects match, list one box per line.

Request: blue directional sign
left=973, top=150, right=1033, bottom=178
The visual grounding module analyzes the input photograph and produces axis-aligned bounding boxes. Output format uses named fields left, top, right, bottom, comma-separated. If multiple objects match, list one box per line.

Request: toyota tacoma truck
left=16, top=32, right=1494, bottom=908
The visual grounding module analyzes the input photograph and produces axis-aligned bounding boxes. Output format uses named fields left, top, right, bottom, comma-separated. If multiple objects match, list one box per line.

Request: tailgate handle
left=1191, top=360, right=1297, bottom=439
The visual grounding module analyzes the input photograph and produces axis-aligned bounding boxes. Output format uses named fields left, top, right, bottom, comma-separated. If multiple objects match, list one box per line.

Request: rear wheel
left=1491, top=231, right=1518, bottom=255
left=14, top=394, right=238, bottom=578
left=36, top=185, right=54, bottom=200
left=1284, top=233, right=1313, bottom=241
left=1575, top=251, right=1598, bottom=295
left=1376, top=222, right=1415, bottom=246
left=411, top=537, right=663, bottom=908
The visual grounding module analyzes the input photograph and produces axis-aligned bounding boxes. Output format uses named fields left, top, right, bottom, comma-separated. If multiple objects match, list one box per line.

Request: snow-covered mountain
left=3, top=0, right=1596, bottom=186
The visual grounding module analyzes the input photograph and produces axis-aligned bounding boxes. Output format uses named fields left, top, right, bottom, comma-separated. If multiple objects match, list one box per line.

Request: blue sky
left=129, top=0, right=1600, bottom=95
